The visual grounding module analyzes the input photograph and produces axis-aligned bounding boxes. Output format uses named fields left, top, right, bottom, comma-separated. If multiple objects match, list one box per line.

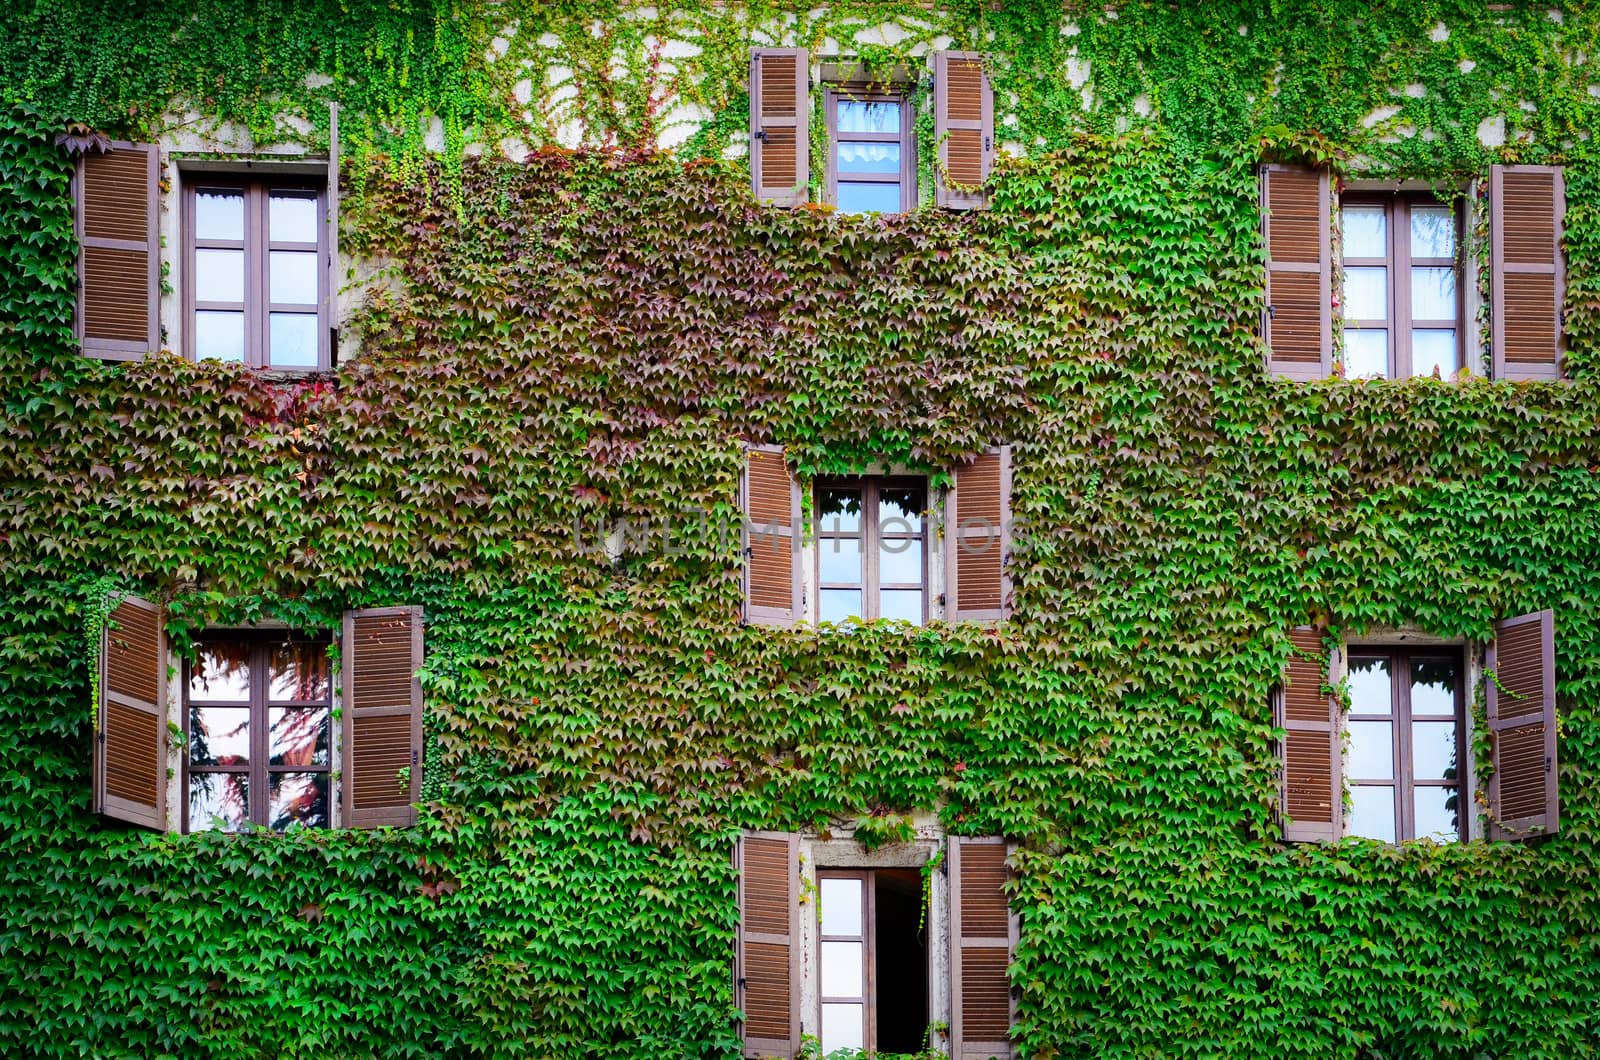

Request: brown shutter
left=1260, top=164, right=1331, bottom=379
left=950, top=837, right=1016, bottom=1060
left=74, top=141, right=160, bottom=360
left=1492, top=165, right=1565, bottom=381
left=749, top=48, right=809, bottom=206
left=1487, top=610, right=1558, bottom=840
left=935, top=51, right=994, bottom=210
left=946, top=446, right=1012, bottom=621
left=327, top=101, right=341, bottom=363
left=736, top=831, right=801, bottom=1058
left=342, top=606, right=424, bottom=828
left=1277, top=626, right=1340, bottom=842
left=94, top=595, right=166, bottom=829
left=742, top=445, right=802, bottom=626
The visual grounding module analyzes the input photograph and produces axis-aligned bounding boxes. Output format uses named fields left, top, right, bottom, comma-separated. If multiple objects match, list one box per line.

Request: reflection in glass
left=879, top=589, right=924, bottom=624
left=1348, top=785, right=1396, bottom=842
left=816, top=488, right=863, bottom=532
left=1411, top=267, right=1456, bottom=319
left=189, top=773, right=249, bottom=831
left=819, top=877, right=863, bottom=935
left=1414, top=786, right=1460, bottom=842
left=818, top=536, right=863, bottom=585
left=1412, top=330, right=1458, bottom=378
left=1347, top=720, right=1395, bottom=780
left=270, top=642, right=330, bottom=702
left=1343, top=205, right=1388, bottom=258
left=821, top=940, right=864, bottom=996
left=838, top=142, right=901, bottom=174
left=820, top=1003, right=865, bottom=1053
left=1411, top=205, right=1456, bottom=258
left=195, top=248, right=245, bottom=303
left=195, top=311, right=245, bottom=362
left=269, top=251, right=319, bottom=304
left=1410, top=658, right=1457, bottom=715
left=837, top=100, right=901, bottom=133
left=269, top=707, right=330, bottom=766
left=878, top=484, right=925, bottom=529
left=820, top=589, right=863, bottom=623
left=270, top=313, right=319, bottom=367
left=189, top=706, right=250, bottom=766
left=837, top=182, right=902, bottom=214
left=191, top=642, right=251, bottom=700
left=1412, top=721, right=1457, bottom=780
left=878, top=539, right=923, bottom=584
left=1343, top=267, right=1388, bottom=319
left=269, top=772, right=328, bottom=829
left=1343, top=329, right=1388, bottom=378
left=1346, top=657, right=1392, bottom=713
left=269, top=192, right=319, bottom=243
left=195, top=191, right=245, bottom=241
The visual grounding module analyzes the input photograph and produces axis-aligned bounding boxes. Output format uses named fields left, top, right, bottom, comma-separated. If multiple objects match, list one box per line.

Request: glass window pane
left=269, top=313, right=320, bottom=367
left=268, top=772, right=328, bottom=830
left=838, top=142, right=901, bottom=174
left=819, top=535, right=863, bottom=585
left=821, top=940, right=864, bottom=997
left=189, top=773, right=249, bottom=831
left=837, top=181, right=902, bottom=214
left=836, top=99, right=901, bottom=133
left=819, top=877, right=863, bottom=935
left=1342, top=205, right=1388, bottom=258
left=879, top=589, right=924, bottom=624
left=820, top=1003, right=865, bottom=1053
left=195, top=190, right=244, bottom=241
left=269, top=251, right=319, bottom=305
left=816, top=488, right=863, bottom=533
left=1347, top=720, right=1394, bottom=780
left=1343, top=266, right=1387, bottom=320
left=1346, top=657, right=1392, bottom=713
left=195, top=311, right=245, bottom=362
left=269, top=642, right=330, bottom=702
left=878, top=483, right=926, bottom=531
left=189, top=706, right=250, bottom=766
left=879, top=538, right=923, bottom=585
left=190, top=641, right=251, bottom=700
left=1411, top=205, right=1455, bottom=258
left=1410, top=658, right=1458, bottom=715
left=1412, top=329, right=1458, bottom=378
left=269, top=192, right=319, bottom=243
left=1411, top=267, right=1457, bottom=320
left=194, top=248, right=244, bottom=303
left=1348, top=785, right=1396, bottom=842
left=820, top=589, right=863, bottom=623
left=1412, top=721, right=1458, bottom=780
left=269, top=707, right=330, bottom=766
left=1414, top=786, right=1461, bottom=843
left=1343, top=329, right=1389, bottom=378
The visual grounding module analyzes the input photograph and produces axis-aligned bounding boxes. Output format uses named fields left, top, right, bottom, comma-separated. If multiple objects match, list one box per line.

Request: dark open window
left=815, top=476, right=928, bottom=623
left=817, top=868, right=928, bottom=1055
left=184, top=631, right=333, bottom=832
left=1341, top=193, right=1462, bottom=379
left=825, top=86, right=916, bottom=213
left=183, top=178, right=328, bottom=370
left=1345, top=648, right=1465, bottom=842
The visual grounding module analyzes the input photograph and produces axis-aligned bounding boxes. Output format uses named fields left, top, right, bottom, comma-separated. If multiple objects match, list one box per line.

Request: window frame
left=823, top=84, right=917, bottom=214
left=816, top=868, right=877, bottom=1053
left=813, top=474, right=929, bottom=623
left=1340, top=192, right=1464, bottom=379
left=181, top=176, right=330, bottom=371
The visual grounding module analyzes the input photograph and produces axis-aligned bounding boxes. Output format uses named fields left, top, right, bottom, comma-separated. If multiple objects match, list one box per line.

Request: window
left=184, top=632, right=333, bottom=832
left=815, top=476, right=928, bottom=623
left=817, top=869, right=928, bottom=1055
left=825, top=87, right=916, bottom=213
left=184, top=178, right=328, bottom=370
left=1341, top=195, right=1461, bottom=379
left=1344, top=649, right=1464, bottom=843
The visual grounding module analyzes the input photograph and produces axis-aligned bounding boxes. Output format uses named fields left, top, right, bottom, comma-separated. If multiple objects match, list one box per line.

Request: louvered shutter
left=1491, top=165, right=1565, bottom=381
left=1260, top=164, right=1331, bottom=379
left=749, top=49, right=809, bottom=206
left=1277, top=627, right=1340, bottom=842
left=950, top=837, right=1016, bottom=1060
left=736, top=831, right=801, bottom=1058
left=934, top=51, right=994, bottom=210
left=74, top=142, right=160, bottom=359
left=742, top=445, right=802, bottom=626
left=342, top=606, right=424, bottom=828
left=327, top=101, right=341, bottom=363
left=1487, top=610, right=1558, bottom=840
left=95, top=595, right=166, bottom=829
left=946, top=446, right=1012, bottom=621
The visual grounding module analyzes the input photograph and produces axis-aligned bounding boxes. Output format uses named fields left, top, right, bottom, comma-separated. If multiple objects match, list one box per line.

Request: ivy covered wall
left=4, top=1, right=1600, bottom=1056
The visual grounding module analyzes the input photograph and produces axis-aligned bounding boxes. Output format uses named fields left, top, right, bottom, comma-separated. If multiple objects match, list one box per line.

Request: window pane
left=195, top=311, right=245, bottom=362
left=820, top=588, right=863, bottom=623
left=269, top=707, right=330, bottom=766
left=1346, top=656, right=1392, bottom=713
left=820, top=1003, right=865, bottom=1053
left=1410, top=658, right=1458, bottom=715
left=189, top=773, right=249, bottom=831
left=1412, top=721, right=1458, bottom=780
left=879, top=538, right=923, bottom=584
left=1342, top=205, right=1387, bottom=258
left=816, top=487, right=863, bottom=532
left=1411, top=205, right=1455, bottom=258
left=1411, top=329, right=1458, bottom=378
left=269, top=313, right=320, bottom=367
left=838, top=141, right=901, bottom=174
left=189, top=706, right=250, bottom=766
left=821, top=940, right=865, bottom=997
left=1348, top=785, right=1396, bottom=842
left=1414, top=786, right=1461, bottom=843
left=837, top=181, right=902, bottom=214
left=190, top=641, right=251, bottom=700
left=879, top=589, right=924, bottom=624
left=269, top=772, right=328, bottom=829
left=1347, top=720, right=1394, bottom=780
left=270, top=642, right=330, bottom=701
left=194, top=248, right=244, bottom=303
left=1411, top=267, right=1456, bottom=320
left=269, top=251, right=319, bottom=305
left=836, top=99, right=901, bottom=133
left=1343, top=329, right=1389, bottom=378
left=820, top=876, right=864, bottom=935
left=195, top=190, right=244, bottom=241
left=818, top=535, right=863, bottom=585
left=269, top=192, right=319, bottom=243
left=1343, top=267, right=1387, bottom=319
left=878, top=483, right=926, bottom=530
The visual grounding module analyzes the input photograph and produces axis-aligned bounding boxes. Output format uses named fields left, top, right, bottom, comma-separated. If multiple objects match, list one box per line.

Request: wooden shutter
left=94, top=595, right=166, bottom=829
left=950, top=837, right=1016, bottom=1060
left=327, top=101, right=341, bottom=364
left=74, top=142, right=160, bottom=359
left=1487, top=610, right=1559, bottom=840
left=1260, top=164, right=1331, bottom=379
left=742, top=445, right=802, bottom=626
left=749, top=49, right=809, bottom=206
left=1277, top=627, right=1340, bottom=842
left=342, top=606, right=424, bottom=828
left=1491, top=165, right=1565, bottom=381
left=736, top=831, right=801, bottom=1058
left=935, top=51, right=994, bottom=210
left=946, top=446, right=1012, bottom=621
